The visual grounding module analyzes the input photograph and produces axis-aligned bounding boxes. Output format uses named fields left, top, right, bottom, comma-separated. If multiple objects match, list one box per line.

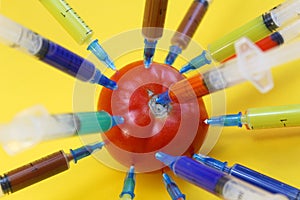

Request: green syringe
left=0, top=105, right=124, bottom=155
left=205, top=104, right=300, bottom=130
left=39, top=0, right=117, bottom=70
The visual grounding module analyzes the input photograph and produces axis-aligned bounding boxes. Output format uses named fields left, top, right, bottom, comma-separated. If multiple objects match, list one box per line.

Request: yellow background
left=0, top=0, right=300, bottom=199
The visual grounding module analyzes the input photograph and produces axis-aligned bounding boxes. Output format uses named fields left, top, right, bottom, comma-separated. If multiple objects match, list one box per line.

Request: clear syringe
left=0, top=14, right=117, bottom=90
left=155, top=152, right=289, bottom=200
left=39, top=0, right=116, bottom=70
left=0, top=142, right=105, bottom=197
left=156, top=37, right=300, bottom=105
left=0, top=105, right=124, bottom=155
left=179, top=0, right=300, bottom=74
left=193, top=154, right=300, bottom=200
left=205, top=104, right=300, bottom=130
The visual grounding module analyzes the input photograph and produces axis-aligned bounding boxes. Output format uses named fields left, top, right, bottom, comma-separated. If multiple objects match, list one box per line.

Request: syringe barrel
left=207, top=15, right=272, bottom=63
left=0, top=151, right=70, bottom=195
left=38, top=39, right=96, bottom=82
left=269, top=0, right=300, bottom=27
left=242, top=104, right=300, bottom=130
left=172, top=156, right=224, bottom=194
left=171, top=0, right=210, bottom=49
left=202, top=61, right=244, bottom=94
left=229, top=164, right=300, bottom=200
left=0, top=14, right=43, bottom=55
left=218, top=176, right=289, bottom=200
left=278, top=20, right=300, bottom=43
left=169, top=74, right=210, bottom=103
left=142, top=0, right=168, bottom=40
left=39, top=0, right=93, bottom=45
left=74, top=111, right=116, bottom=134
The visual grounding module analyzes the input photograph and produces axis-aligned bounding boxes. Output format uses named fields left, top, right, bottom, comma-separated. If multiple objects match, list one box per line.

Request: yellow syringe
left=39, top=0, right=116, bottom=70
left=205, top=104, right=300, bottom=130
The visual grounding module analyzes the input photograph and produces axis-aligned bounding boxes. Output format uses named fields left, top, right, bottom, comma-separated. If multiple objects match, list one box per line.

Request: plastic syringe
left=162, top=173, right=186, bottom=200
left=179, top=0, right=300, bottom=74
left=39, top=0, right=116, bottom=70
left=0, top=14, right=117, bottom=90
left=155, top=152, right=288, bottom=200
left=193, top=154, right=300, bottom=200
left=156, top=37, right=300, bottom=105
left=119, top=166, right=135, bottom=200
left=165, top=0, right=212, bottom=66
left=0, top=105, right=124, bottom=155
left=0, top=142, right=104, bottom=197
left=142, top=0, right=168, bottom=68
left=223, top=19, right=300, bottom=63
left=205, top=104, right=300, bottom=130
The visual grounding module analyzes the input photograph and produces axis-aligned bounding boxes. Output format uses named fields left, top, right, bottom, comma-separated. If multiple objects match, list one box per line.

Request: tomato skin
left=98, top=61, right=208, bottom=172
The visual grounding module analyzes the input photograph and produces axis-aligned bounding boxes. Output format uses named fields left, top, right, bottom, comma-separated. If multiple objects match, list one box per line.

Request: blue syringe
left=193, top=154, right=300, bottom=200
left=162, top=173, right=186, bottom=200
left=156, top=152, right=289, bottom=200
left=0, top=14, right=117, bottom=89
left=119, top=166, right=136, bottom=200
left=39, top=0, right=116, bottom=70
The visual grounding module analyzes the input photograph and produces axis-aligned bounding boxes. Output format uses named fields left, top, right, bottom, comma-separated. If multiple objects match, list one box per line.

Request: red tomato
left=98, top=61, right=208, bottom=172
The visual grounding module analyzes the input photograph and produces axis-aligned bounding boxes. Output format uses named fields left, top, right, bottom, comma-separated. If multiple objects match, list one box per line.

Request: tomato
left=98, top=61, right=208, bottom=172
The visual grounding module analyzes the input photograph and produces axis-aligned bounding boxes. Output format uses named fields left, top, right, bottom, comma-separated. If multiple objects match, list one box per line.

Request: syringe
left=156, top=37, right=300, bottom=105
left=193, top=154, right=300, bottom=200
left=179, top=0, right=300, bottom=74
left=165, top=0, right=212, bottom=66
left=0, top=142, right=105, bottom=197
left=156, top=152, right=289, bottom=200
left=0, top=105, right=124, bottom=155
left=162, top=173, right=186, bottom=200
left=222, top=19, right=300, bottom=63
left=0, top=14, right=117, bottom=89
left=142, top=0, right=168, bottom=68
left=119, top=166, right=135, bottom=200
left=39, top=0, right=116, bottom=70
left=205, top=104, right=300, bottom=130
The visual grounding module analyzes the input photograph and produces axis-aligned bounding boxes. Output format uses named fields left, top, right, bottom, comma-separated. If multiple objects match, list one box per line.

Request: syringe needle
left=87, top=39, right=117, bottom=71
left=119, top=166, right=136, bottom=200
left=162, top=173, right=186, bottom=200
left=179, top=51, right=211, bottom=74
left=143, top=40, right=157, bottom=68
left=142, top=0, right=168, bottom=68
left=70, top=142, right=105, bottom=163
